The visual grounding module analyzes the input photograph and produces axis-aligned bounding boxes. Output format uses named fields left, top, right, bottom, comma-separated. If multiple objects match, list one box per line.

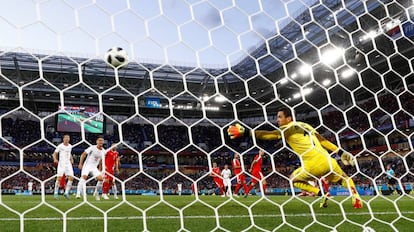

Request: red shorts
left=214, top=178, right=223, bottom=188
left=251, top=171, right=264, bottom=185
left=104, top=170, right=115, bottom=182
left=235, top=172, right=246, bottom=183
left=59, top=175, right=66, bottom=188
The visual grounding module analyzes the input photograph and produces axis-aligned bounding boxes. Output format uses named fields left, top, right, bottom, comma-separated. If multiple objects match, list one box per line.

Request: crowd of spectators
left=1, top=91, right=414, bottom=194
left=1, top=155, right=413, bottom=193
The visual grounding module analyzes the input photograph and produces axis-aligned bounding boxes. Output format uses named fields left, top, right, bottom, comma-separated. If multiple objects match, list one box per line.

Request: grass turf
left=0, top=194, right=413, bottom=232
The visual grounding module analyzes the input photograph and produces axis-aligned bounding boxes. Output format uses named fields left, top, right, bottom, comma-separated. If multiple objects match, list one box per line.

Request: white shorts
left=223, top=179, right=232, bottom=187
left=81, top=165, right=102, bottom=178
left=57, top=163, right=74, bottom=177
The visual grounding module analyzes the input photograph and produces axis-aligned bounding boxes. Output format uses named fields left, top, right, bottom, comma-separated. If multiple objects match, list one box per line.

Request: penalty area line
left=1, top=211, right=414, bottom=221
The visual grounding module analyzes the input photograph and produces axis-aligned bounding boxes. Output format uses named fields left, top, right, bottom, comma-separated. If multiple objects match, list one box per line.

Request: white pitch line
left=1, top=211, right=414, bottom=221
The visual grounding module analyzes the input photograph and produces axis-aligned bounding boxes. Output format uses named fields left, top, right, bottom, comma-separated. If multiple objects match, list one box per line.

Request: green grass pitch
left=0, top=195, right=413, bottom=232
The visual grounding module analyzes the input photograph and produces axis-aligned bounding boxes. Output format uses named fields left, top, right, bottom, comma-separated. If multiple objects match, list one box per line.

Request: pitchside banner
left=145, top=97, right=161, bottom=108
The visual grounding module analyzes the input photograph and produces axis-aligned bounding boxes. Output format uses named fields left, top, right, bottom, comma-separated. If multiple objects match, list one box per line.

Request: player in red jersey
left=102, top=145, right=120, bottom=199
left=232, top=153, right=248, bottom=197
left=244, top=150, right=267, bottom=197
left=191, top=182, right=195, bottom=195
left=210, top=162, right=225, bottom=196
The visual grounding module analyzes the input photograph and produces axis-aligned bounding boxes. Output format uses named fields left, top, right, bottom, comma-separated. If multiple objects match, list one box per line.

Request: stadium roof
left=0, top=0, right=413, bottom=120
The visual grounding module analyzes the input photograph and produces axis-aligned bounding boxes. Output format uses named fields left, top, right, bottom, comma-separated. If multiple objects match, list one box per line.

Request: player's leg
left=93, top=169, right=104, bottom=200
left=244, top=172, right=259, bottom=197
left=215, top=180, right=225, bottom=196
left=226, top=179, right=232, bottom=196
left=101, top=179, right=110, bottom=199
left=222, top=180, right=228, bottom=196
left=54, top=166, right=64, bottom=199
left=260, top=172, right=266, bottom=195
left=112, top=181, right=118, bottom=199
left=102, top=172, right=113, bottom=200
left=59, top=174, right=66, bottom=194
left=77, top=166, right=90, bottom=198
left=102, top=178, right=110, bottom=195
left=327, top=158, right=362, bottom=209
left=234, top=174, right=241, bottom=196
left=321, top=177, right=329, bottom=194
left=388, top=179, right=396, bottom=194
left=76, top=175, right=88, bottom=199
left=94, top=172, right=104, bottom=196
left=63, top=167, right=74, bottom=198
left=64, top=175, right=73, bottom=198
left=240, top=175, right=248, bottom=195
left=54, top=176, right=62, bottom=199
left=291, top=167, right=320, bottom=195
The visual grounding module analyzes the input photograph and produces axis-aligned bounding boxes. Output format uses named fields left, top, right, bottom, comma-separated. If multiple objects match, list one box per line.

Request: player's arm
left=210, top=170, right=219, bottom=178
left=52, top=151, right=58, bottom=164
left=115, top=157, right=120, bottom=174
left=233, top=160, right=241, bottom=169
left=254, top=130, right=282, bottom=140
left=98, top=161, right=102, bottom=172
left=249, top=160, right=256, bottom=173
left=78, top=151, right=87, bottom=169
left=315, top=133, right=339, bottom=152
left=227, top=123, right=282, bottom=140
left=315, top=133, right=355, bottom=166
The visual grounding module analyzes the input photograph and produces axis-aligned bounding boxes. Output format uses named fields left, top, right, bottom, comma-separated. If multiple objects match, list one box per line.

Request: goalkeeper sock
left=341, top=178, right=359, bottom=196
left=54, top=180, right=60, bottom=194
left=261, top=183, right=266, bottom=195
left=293, top=181, right=320, bottom=195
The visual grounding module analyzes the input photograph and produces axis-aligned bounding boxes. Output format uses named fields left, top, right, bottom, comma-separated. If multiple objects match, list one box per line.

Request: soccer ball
left=104, top=47, right=128, bottom=68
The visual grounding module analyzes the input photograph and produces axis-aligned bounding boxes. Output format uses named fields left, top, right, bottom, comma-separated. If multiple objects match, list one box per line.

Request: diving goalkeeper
left=227, top=107, right=362, bottom=209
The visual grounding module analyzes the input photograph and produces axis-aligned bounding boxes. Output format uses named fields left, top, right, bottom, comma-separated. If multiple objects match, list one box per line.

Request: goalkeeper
left=227, top=107, right=362, bottom=209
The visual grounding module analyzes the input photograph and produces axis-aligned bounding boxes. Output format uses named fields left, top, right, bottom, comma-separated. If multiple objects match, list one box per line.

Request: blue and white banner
left=145, top=97, right=161, bottom=108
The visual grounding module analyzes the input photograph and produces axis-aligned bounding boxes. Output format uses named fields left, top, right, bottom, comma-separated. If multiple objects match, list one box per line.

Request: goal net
left=0, top=0, right=413, bottom=231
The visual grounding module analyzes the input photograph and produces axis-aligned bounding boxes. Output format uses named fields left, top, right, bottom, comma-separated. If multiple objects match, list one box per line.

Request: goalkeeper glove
left=339, top=150, right=355, bottom=166
left=227, top=123, right=246, bottom=139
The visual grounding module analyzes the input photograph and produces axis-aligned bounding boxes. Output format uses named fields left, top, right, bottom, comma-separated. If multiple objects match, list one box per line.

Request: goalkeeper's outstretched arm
left=315, top=134, right=355, bottom=166
left=227, top=123, right=282, bottom=140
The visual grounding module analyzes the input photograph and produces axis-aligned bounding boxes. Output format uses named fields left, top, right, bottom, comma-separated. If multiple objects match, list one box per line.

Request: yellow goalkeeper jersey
left=255, top=121, right=331, bottom=160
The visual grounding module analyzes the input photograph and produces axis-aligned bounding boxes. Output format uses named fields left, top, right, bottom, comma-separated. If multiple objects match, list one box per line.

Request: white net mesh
left=0, top=0, right=414, bottom=231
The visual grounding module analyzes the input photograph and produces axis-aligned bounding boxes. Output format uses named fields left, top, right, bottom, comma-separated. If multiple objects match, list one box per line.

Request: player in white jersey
left=52, top=134, right=74, bottom=199
left=76, top=136, right=106, bottom=200
left=28, top=180, right=33, bottom=194
left=177, top=183, right=182, bottom=196
left=221, top=164, right=232, bottom=197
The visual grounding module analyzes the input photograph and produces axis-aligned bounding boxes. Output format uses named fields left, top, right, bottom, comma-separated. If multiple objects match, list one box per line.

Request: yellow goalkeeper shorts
left=291, top=156, right=344, bottom=183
